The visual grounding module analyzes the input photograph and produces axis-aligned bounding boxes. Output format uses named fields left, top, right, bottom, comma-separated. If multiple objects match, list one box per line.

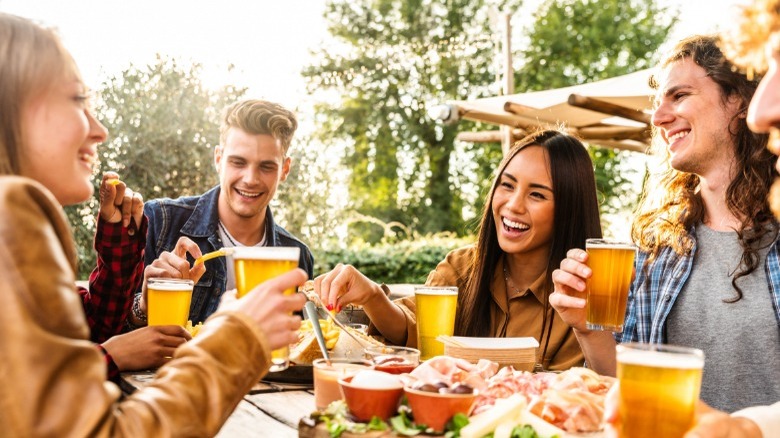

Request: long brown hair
left=633, top=35, right=776, bottom=301
left=456, top=130, right=602, bottom=355
left=0, top=13, right=76, bottom=175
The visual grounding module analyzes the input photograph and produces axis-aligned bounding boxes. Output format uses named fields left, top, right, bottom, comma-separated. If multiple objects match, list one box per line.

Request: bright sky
left=0, top=0, right=329, bottom=111
left=0, top=0, right=748, bottom=110
left=0, top=0, right=752, bottom=240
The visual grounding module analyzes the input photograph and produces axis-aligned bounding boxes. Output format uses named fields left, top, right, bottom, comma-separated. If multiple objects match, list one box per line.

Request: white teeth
left=668, top=130, right=690, bottom=142
left=79, top=153, right=95, bottom=166
left=503, top=217, right=529, bottom=231
left=236, top=189, right=260, bottom=198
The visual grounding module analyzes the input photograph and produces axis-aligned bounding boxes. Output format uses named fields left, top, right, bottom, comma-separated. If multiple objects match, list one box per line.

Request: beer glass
left=617, top=343, right=704, bottom=438
left=232, top=246, right=300, bottom=372
left=414, top=286, right=458, bottom=360
left=584, top=239, right=636, bottom=332
left=147, top=278, right=194, bottom=326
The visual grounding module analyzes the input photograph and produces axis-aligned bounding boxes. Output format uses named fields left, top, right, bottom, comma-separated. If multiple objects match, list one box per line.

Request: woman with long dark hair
left=317, top=130, right=602, bottom=370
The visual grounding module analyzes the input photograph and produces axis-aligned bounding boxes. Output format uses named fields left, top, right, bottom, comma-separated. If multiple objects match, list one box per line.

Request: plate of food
left=265, top=306, right=385, bottom=384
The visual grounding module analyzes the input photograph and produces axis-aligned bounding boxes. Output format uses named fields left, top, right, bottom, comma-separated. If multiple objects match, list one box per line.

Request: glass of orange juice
left=147, top=278, right=194, bottom=327
left=232, top=246, right=300, bottom=372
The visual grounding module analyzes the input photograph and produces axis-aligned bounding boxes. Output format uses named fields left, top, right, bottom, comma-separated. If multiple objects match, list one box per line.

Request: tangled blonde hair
left=219, top=99, right=298, bottom=154
left=0, top=13, right=78, bottom=175
left=722, top=0, right=780, bottom=75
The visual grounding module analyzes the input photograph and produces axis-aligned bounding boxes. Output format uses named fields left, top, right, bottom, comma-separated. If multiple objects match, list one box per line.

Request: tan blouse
left=387, top=245, right=583, bottom=371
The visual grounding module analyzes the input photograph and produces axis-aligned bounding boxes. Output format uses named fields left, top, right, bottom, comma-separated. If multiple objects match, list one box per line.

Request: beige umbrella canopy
left=441, top=68, right=656, bottom=153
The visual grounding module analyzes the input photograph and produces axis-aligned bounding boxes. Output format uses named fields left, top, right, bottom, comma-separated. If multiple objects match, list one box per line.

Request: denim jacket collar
left=179, top=185, right=278, bottom=244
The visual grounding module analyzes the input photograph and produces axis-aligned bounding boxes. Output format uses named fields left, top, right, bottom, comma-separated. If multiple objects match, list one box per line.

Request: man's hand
left=140, top=236, right=207, bottom=313
left=101, top=325, right=192, bottom=371
left=98, top=172, right=144, bottom=235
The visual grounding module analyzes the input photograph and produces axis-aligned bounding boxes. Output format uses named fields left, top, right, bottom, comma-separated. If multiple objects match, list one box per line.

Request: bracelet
left=131, top=294, right=148, bottom=325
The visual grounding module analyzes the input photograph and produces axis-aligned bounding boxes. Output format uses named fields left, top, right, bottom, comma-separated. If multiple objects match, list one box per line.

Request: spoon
left=193, top=247, right=234, bottom=266
left=304, top=301, right=331, bottom=366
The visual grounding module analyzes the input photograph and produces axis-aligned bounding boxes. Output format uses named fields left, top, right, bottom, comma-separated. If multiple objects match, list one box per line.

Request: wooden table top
left=120, top=371, right=314, bottom=438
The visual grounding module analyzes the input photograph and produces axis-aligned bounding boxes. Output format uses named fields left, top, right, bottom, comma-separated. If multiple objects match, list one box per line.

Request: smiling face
left=491, top=145, right=555, bottom=262
left=652, top=58, right=744, bottom=178
left=215, top=127, right=291, bottom=225
left=19, top=71, right=107, bottom=206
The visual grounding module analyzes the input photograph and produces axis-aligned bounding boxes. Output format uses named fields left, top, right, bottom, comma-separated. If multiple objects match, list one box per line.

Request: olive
left=413, top=382, right=441, bottom=393
left=432, top=380, right=449, bottom=389
left=448, top=383, right=474, bottom=394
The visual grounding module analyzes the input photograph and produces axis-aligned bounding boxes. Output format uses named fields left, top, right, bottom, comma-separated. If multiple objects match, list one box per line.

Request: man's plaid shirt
left=615, top=226, right=780, bottom=344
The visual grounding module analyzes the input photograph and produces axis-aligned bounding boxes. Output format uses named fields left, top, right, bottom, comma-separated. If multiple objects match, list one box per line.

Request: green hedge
left=312, top=233, right=474, bottom=284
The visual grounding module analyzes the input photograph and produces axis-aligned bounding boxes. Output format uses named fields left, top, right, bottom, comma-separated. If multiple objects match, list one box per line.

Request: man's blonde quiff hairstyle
left=219, top=99, right=298, bottom=154
left=0, top=13, right=78, bottom=175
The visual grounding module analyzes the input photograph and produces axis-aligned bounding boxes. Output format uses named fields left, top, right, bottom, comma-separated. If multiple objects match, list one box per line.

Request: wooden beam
left=456, top=129, right=527, bottom=143
left=583, top=139, right=649, bottom=154
left=501, top=12, right=514, bottom=154
left=458, top=108, right=534, bottom=129
left=576, top=125, right=651, bottom=141
left=568, top=94, right=651, bottom=124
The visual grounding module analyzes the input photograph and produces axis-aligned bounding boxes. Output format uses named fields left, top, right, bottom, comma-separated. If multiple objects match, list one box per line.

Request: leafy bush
left=312, top=233, right=474, bottom=283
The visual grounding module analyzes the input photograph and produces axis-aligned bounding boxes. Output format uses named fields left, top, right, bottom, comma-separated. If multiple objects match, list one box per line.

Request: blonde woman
left=0, top=12, right=306, bottom=436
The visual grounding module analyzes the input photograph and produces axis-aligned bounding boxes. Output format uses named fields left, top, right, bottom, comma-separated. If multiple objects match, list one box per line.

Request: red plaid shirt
left=77, top=216, right=148, bottom=380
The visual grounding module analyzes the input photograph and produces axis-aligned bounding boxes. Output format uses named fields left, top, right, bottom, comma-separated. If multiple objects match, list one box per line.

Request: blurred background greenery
left=67, top=0, right=675, bottom=282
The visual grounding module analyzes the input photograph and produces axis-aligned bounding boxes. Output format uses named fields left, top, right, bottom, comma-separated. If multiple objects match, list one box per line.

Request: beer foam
left=414, top=287, right=458, bottom=296
left=147, top=280, right=194, bottom=291
left=586, top=242, right=636, bottom=251
left=232, top=246, right=300, bottom=261
left=618, top=350, right=703, bottom=369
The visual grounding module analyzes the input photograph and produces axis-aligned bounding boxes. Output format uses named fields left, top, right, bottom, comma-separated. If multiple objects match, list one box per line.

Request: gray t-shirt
left=667, top=224, right=780, bottom=412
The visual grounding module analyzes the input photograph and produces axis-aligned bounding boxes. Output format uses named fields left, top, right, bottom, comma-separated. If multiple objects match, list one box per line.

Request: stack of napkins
left=438, top=336, right=539, bottom=371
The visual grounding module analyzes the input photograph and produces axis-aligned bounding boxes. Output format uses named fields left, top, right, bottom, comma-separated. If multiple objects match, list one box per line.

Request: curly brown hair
left=722, top=0, right=780, bottom=76
left=633, top=35, right=776, bottom=302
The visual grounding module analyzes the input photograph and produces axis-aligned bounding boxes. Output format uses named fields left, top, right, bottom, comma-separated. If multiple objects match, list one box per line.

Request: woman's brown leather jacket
left=0, top=176, right=271, bottom=437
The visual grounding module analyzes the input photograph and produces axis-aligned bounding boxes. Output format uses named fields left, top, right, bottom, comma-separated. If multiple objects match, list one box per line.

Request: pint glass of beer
left=414, top=286, right=458, bottom=361
left=232, top=246, right=300, bottom=372
left=147, top=278, right=195, bottom=327
left=584, top=239, right=635, bottom=332
left=616, top=343, right=704, bottom=438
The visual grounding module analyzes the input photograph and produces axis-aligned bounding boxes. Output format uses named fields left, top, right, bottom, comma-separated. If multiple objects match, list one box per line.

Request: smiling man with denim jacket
left=128, top=99, right=314, bottom=326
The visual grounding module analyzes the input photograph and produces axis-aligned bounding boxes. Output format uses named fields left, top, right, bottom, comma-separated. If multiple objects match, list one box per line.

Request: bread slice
left=289, top=325, right=385, bottom=365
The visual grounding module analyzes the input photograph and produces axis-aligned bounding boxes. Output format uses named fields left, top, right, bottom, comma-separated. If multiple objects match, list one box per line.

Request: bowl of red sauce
left=364, top=346, right=420, bottom=374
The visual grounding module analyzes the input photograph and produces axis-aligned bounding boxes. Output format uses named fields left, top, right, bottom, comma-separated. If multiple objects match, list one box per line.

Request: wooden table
left=120, top=371, right=315, bottom=437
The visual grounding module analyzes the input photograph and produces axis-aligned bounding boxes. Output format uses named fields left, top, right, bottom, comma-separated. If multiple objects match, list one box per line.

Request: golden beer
left=585, top=239, right=635, bottom=332
left=147, top=278, right=194, bottom=326
left=414, top=286, right=458, bottom=360
left=617, top=343, right=704, bottom=438
left=232, top=246, right=300, bottom=372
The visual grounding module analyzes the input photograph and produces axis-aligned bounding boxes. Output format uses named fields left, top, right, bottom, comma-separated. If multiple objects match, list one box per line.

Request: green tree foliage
left=316, top=232, right=474, bottom=283
left=65, top=57, right=245, bottom=277
left=302, top=0, right=522, bottom=243
left=516, top=0, right=676, bottom=215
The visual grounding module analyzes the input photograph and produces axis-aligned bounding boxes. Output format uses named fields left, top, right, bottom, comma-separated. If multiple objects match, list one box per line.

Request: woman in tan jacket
left=0, top=12, right=306, bottom=436
left=316, top=130, right=602, bottom=370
